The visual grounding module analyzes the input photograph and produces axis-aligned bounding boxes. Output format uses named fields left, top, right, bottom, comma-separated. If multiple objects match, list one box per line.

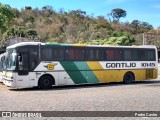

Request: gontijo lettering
left=106, top=63, right=136, bottom=68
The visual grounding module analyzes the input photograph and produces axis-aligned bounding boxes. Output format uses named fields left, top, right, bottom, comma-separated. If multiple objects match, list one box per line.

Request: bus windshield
left=6, top=49, right=17, bottom=70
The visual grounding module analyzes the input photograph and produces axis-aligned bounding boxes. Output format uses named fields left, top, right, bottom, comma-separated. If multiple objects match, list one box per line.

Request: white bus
left=0, top=53, right=6, bottom=82
left=3, top=42, right=158, bottom=89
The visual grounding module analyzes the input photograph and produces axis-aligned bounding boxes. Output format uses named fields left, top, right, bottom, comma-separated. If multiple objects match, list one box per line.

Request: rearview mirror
left=18, top=54, right=22, bottom=62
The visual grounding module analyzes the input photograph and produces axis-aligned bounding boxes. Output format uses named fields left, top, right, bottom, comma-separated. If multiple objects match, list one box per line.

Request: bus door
left=17, top=52, right=38, bottom=87
left=17, top=52, right=30, bottom=87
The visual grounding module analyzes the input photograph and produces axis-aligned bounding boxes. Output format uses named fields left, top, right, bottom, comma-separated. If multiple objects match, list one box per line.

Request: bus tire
left=38, top=75, right=54, bottom=89
left=123, top=72, right=135, bottom=84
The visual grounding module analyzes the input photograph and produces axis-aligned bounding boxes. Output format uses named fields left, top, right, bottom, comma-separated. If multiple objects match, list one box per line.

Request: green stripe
left=45, top=43, right=72, bottom=46
left=60, top=61, right=88, bottom=84
left=74, top=62, right=99, bottom=83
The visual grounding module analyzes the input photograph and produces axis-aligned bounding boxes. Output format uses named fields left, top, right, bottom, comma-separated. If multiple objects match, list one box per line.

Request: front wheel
left=123, top=72, right=135, bottom=84
left=38, top=76, right=54, bottom=89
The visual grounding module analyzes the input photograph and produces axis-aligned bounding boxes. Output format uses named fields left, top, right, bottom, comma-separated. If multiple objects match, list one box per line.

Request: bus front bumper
left=3, top=78, right=16, bottom=88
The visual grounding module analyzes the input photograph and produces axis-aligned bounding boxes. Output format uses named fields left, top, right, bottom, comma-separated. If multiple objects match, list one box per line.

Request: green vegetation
left=0, top=3, right=157, bottom=46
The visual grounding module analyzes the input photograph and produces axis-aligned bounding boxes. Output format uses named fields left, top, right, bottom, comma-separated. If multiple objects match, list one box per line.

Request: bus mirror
left=18, top=54, right=23, bottom=70
left=18, top=54, right=22, bottom=62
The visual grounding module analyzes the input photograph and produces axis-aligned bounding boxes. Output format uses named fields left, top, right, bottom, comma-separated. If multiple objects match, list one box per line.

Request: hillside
left=0, top=4, right=158, bottom=46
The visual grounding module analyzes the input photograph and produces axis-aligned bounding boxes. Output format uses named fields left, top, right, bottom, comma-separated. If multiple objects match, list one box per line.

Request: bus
left=3, top=42, right=158, bottom=89
left=0, top=53, right=6, bottom=82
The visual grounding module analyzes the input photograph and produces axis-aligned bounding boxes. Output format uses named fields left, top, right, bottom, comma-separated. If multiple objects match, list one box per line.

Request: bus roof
left=6, top=42, right=157, bottom=49
left=7, top=42, right=42, bottom=49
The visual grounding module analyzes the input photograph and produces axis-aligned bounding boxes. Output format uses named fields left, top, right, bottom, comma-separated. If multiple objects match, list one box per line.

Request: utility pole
left=143, top=33, right=146, bottom=45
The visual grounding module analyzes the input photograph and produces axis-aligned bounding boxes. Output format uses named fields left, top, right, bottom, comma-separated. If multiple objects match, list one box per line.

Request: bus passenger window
left=124, top=50, right=131, bottom=60
left=30, top=53, right=37, bottom=70
left=147, top=50, right=155, bottom=61
left=114, top=49, right=123, bottom=60
left=41, top=48, right=53, bottom=61
left=106, top=50, right=114, bottom=60
left=53, top=48, right=64, bottom=61
left=74, top=49, right=84, bottom=60
left=65, top=48, right=84, bottom=61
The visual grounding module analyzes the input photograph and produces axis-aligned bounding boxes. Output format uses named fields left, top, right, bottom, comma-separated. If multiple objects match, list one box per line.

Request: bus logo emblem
left=45, top=64, right=57, bottom=70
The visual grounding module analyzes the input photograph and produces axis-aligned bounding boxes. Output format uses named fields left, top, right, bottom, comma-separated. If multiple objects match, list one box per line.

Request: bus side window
left=95, top=49, right=104, bottom=61
left=53, top=48, right=64, bottom=61
left=131, top=50, right=138, bottom=61
left=74, top=49, right=84, bottom=60
left=65, top=48, right=84, bottom=61
left=30, top=54, right=36, bottom=70
left=106, top=49, right=114, bottom=61
left=30, top=48, right=38, bottom=70
left=88, top=49, right=94, bottom=60
left=41, top=47, right=53, bottom=61
left=147, top=50, right=155, bottom=61
left=65, top=49, right=70, bottom=60
left=137, top=50, right=145, bottom=61
left=124, top=50, right=131, bottom=61
left=114, top=49, right=123, bottom=60
left=85, top=49, right=94, bottom=61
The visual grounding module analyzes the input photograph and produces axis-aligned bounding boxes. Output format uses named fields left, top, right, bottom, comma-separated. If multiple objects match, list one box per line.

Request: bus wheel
left=38, top=75, right=53, bottom=89
left=123, top=72, right=135, bottom=84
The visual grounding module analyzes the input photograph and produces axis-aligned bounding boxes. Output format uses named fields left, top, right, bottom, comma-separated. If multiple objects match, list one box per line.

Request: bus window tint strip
left=40, top=46, right=156, bottom=61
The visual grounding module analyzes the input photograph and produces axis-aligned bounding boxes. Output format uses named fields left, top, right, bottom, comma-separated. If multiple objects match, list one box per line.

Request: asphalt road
left=1, top=78, right=160, bottom=119
left=1, top=79, right=160, bottom=111
left=1, top=67, right=160, bottom=119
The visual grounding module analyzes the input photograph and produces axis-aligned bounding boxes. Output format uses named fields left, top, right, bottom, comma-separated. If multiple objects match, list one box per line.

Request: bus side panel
left=132, top=70, right=146, bottom=81
left=132, top=69, right=158, bottom=80
left=34, top=61, right=158, bottom=86
left=74, top=62, right=99, bottom=83
left=86, top=62, right=108, bottom=83
left=86, top=61, right=157, bottom=82
left=86, top=62, right=126, bottom=83
left=153, top=69, right=158, bottom=79
left=60, top=61, right=88, bottom=84
left=34, top=61, right=75, bottom=85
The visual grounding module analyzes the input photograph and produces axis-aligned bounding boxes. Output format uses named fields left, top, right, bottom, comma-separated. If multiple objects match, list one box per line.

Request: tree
left=139, top=22, right=153, bottom=32
left=69, top=9, right=86, bottom=18
left=96, top=16, right=112, bottom=29
left=0, top=4, right=156, bottom=45
left=42, top=5, right=55, bottom=17
left=0, top=3, right=14, bottom=33
left=110, top=8, right=127, bottom=22
left=26, top=29, right=38, bottom=39
left=130, top=20, right=153, bottom=34
left=130, top=20, right=141, bottom=34
left=91, top=32, right=135, bottom=46
left=107, top=32, right=135, bottom=45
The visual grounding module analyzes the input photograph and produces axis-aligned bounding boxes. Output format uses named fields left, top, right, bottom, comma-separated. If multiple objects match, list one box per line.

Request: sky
left=0, top=0, right=160, bottom=29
